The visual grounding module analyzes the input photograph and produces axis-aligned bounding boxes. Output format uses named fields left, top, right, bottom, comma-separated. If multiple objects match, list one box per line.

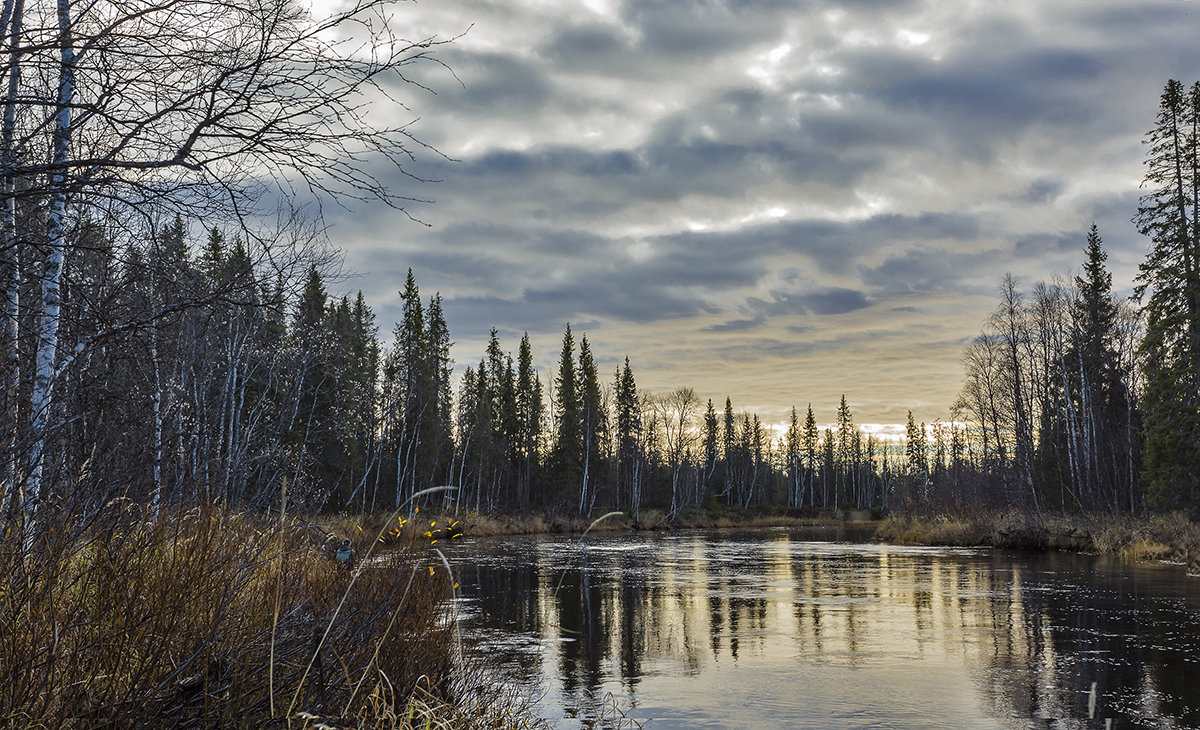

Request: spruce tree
left=614, top=358, right=641, bottom=515
left=802, top=405, right=819, bottom=509
left=702, top=399, right=719, bottom=502
left=1135, top=79, right=1200, bottom=510
left=552, top=324, right=581, bottom=507
left=578, top=335, right=606, bottom=515
left=785, top=406, right=801, bottom=508
left=516, top=333, right=543, bottom=509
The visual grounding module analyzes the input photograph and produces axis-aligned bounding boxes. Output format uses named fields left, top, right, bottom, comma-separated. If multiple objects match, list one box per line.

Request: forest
left=5, top=63, right=1200, bottom=531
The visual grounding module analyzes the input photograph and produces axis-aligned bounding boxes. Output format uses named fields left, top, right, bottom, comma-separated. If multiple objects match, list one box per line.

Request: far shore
left=329, top=506, right=1199, bottom=574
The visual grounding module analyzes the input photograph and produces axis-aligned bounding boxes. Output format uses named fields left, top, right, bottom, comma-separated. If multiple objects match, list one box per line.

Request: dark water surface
left=441, top=526, right=1200, bottom=729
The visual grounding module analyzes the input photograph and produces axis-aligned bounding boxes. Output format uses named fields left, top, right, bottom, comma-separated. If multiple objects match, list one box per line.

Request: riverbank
left=334, top=505, right=1200, bottom=575
left=328, top=505, right=880, bottom=551
left=1, top=507, right=533, bottom=728
left=876, top=510, right=1200, bottom=573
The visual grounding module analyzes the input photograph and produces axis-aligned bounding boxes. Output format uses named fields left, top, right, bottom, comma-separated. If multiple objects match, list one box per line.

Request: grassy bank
left=875, top=510, right=1200, bottom=572
left=0, top=506, right=533, bottom=728
left=331, top=505, right=878, bottom=546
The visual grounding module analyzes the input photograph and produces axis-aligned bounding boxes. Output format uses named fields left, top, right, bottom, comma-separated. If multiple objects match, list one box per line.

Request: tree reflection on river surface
left=443, top=526, right=1200, bottom=729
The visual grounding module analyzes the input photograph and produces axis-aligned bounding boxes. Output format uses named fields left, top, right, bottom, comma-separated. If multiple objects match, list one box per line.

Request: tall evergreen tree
left=802, top=405, right=819, bottom=509
left=836, top=395, right=854, bottom=507
left=387, top=268, right=428, bottom=507
left=721, top=397, right=736, bottom=502
left=424, top=294, right=454, bottom=492
left=1072, top=225, right=1136, bottom=511
left=702, top=399, right=719, bottom=502
left=515, top=333, right=543, bottom=509
left=578, top=335, right=606, bottom=515
left=614, top=358, right=641, bottom=516
left=552, top=324, right=581, bottom=508
left=1135, top=79, right=1200, bottom=510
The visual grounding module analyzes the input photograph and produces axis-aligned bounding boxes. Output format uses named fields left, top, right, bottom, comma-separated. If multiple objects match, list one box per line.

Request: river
left=441, top=526, right=1200, bottom=729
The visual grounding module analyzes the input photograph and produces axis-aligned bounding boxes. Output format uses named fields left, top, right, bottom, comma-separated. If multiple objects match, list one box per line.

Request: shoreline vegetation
left=338, top=506, right=1200, bottom=575
left=0, top=506, right=536, bottom=729
left=875, top=510, right=1200, bottom=573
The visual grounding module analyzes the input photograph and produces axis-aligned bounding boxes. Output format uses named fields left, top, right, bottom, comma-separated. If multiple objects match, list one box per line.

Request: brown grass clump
left=0, top=504, right=532, bottom=729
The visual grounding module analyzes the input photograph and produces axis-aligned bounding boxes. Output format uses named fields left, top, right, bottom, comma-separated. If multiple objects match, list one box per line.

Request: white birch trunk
left=26, top=0, right=74, bottom=526
left=0, top=0, right=23, bottom=514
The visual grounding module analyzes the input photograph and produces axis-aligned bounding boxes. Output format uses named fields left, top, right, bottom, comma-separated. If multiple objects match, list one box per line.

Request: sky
left=315, top=0, right=1200, bottom=436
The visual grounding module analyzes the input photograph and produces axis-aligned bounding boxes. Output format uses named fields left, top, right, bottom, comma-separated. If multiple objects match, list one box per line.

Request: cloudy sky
left=318, top=0, right=1200, bottom=435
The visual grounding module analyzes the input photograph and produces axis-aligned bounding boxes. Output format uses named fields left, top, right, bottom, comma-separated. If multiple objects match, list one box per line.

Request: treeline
left=915, top=79, right=1200, bottom=517
left=931, top=229, right=1141, bottom=513
left=3, top=210, right=932, bottom=518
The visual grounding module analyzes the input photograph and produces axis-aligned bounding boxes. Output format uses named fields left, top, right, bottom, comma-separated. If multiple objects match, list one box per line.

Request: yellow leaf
left=428, top=566, right=434, bottom=575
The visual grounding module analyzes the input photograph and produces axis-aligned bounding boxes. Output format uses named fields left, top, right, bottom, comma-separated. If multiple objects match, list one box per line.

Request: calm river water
left=442, top=526, right=1200, bottom=729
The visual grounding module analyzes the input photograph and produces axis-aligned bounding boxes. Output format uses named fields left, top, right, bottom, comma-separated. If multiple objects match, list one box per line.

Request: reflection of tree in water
left=971, top=553, right=1200, bottom=728
left=454, top=533, right=1200, bottom=728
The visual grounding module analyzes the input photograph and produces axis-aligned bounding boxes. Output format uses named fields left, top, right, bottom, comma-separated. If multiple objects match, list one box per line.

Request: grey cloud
left=702, top=316, right=766, bottom=333
left=536, top=22, right=633, bottom=69
left=622, top=0, right=787, bottom=60
left=411, top=50, right=555, bottom=115
left=859, top=248, right=1008, bottom=295
left=799, top=287, right=870, bottom=315
left=1013, top=179, right=1063, bottom=206
left=744, top=286, right=869, bottom=318
left=1014, top=233, right=1076, bottom=257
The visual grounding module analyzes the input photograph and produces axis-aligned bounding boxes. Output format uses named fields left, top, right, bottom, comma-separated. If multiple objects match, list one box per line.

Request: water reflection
left=445, top=528, right=1200, bottom=729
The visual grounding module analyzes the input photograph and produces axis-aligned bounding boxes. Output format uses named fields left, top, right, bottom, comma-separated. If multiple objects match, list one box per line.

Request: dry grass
left=0, top=504, right=534, bottom=729
left=341, top=507, right=858, bottom=541
left=875, top=510, right=1200, bottom=571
